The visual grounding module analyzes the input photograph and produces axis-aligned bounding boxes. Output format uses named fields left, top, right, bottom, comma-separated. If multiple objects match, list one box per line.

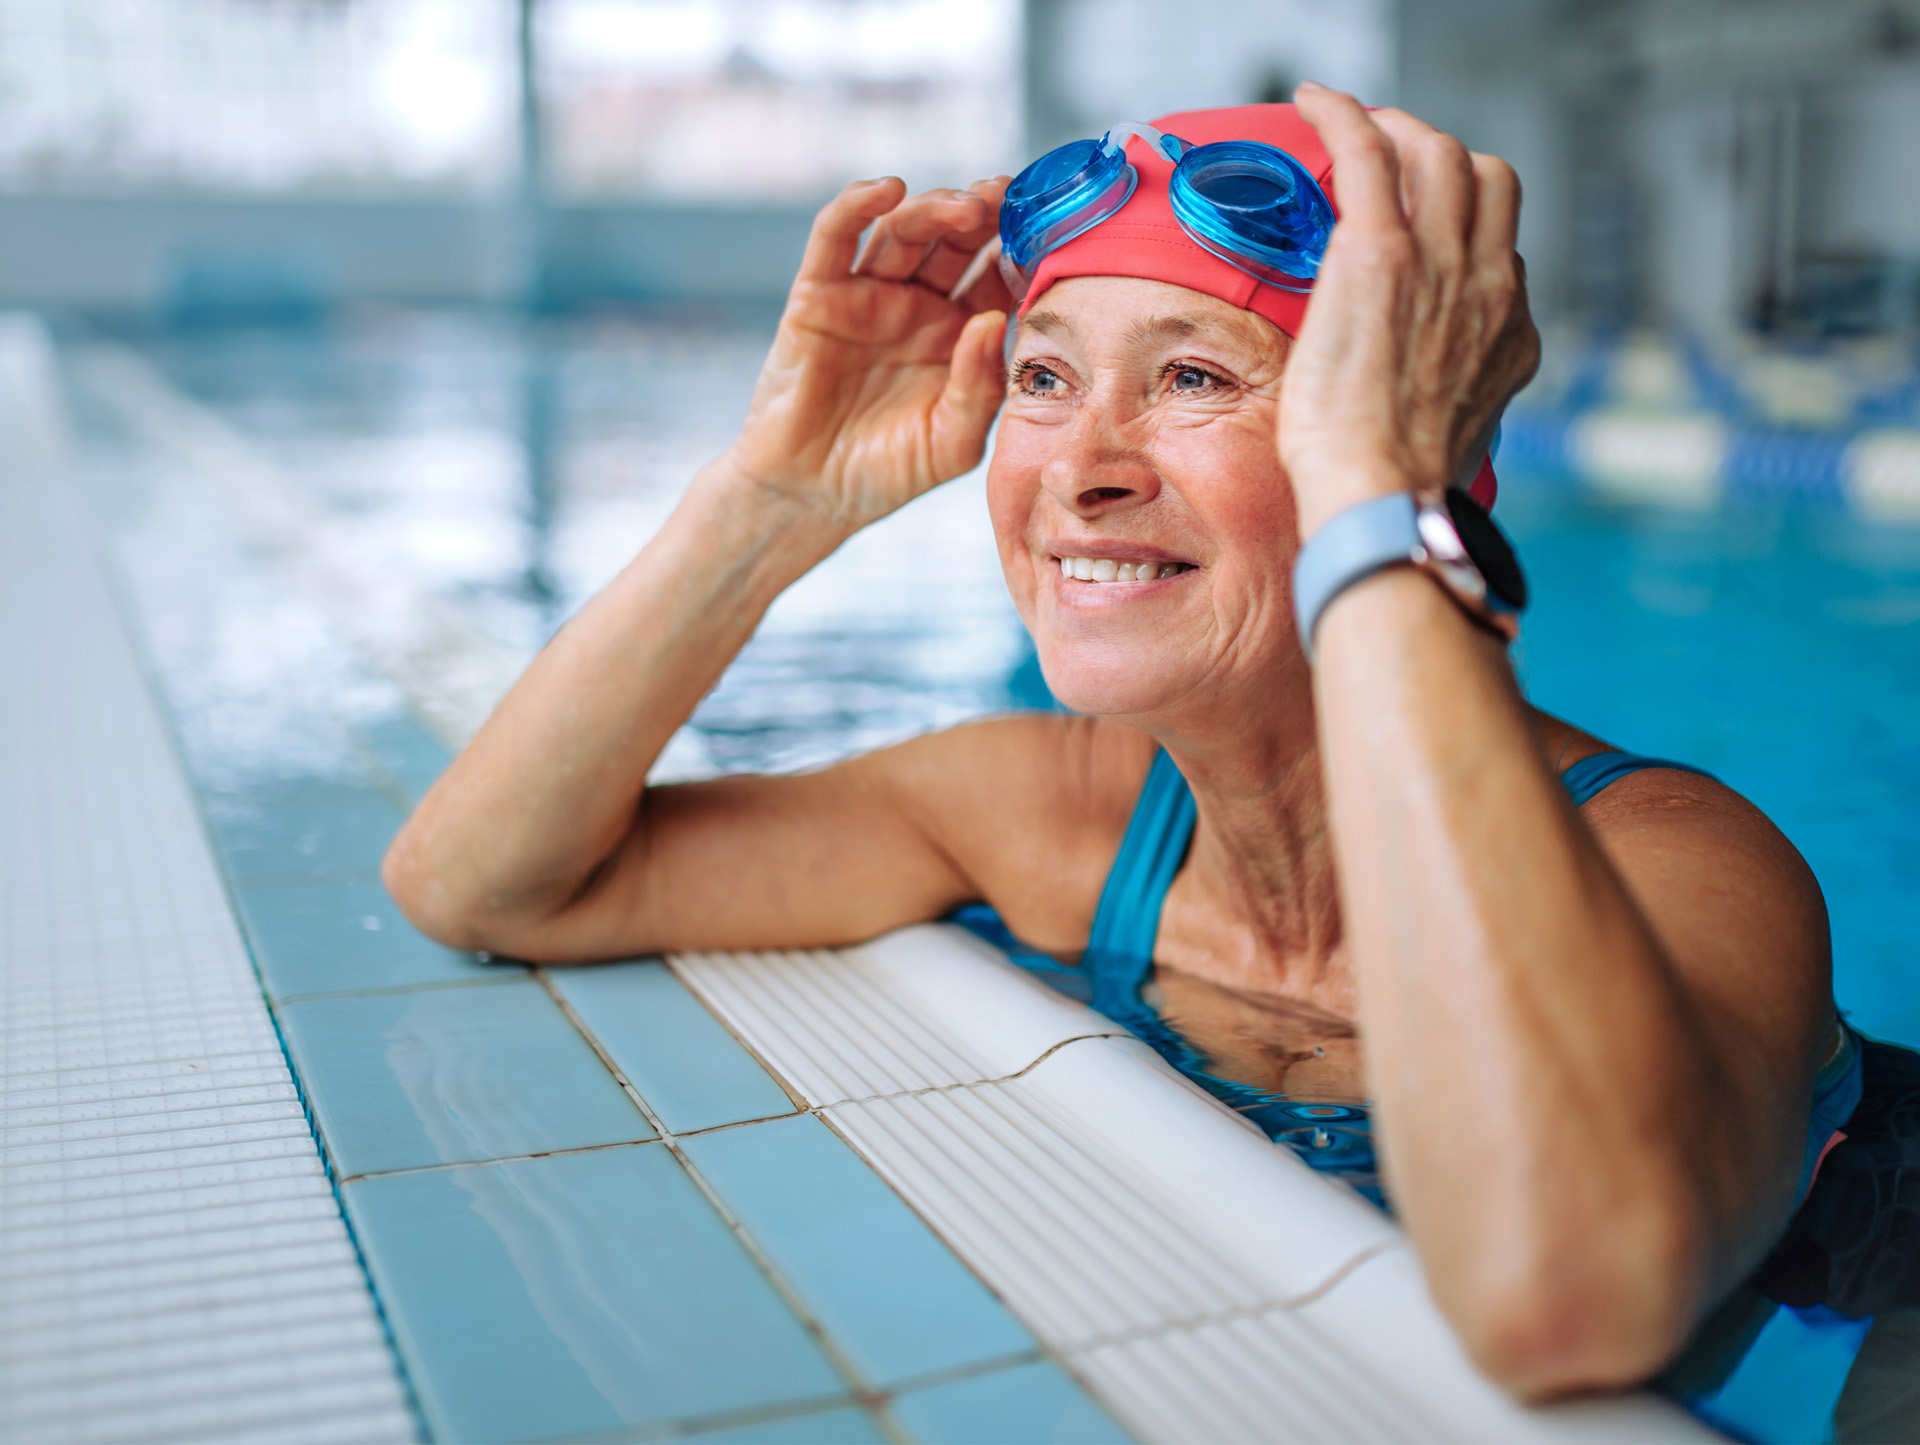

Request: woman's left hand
left=1279, top=83, right=1541, bottom=536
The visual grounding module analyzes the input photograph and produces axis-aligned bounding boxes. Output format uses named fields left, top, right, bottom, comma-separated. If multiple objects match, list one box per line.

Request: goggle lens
left=1000, top=136, right=1137, bottom=276
left=1169, top=140, right=1334, bottom=293
left=999, top=128, right=1335, bottom=298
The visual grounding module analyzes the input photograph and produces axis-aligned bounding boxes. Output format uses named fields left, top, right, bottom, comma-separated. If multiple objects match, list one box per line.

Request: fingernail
left=1296, top=79, right=1323, bottom=92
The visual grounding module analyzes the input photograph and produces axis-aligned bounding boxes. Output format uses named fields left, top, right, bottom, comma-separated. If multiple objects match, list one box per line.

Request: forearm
left=384, top=456, right=852, bottom=944
left=1313, top=569, right=1743, bottom=1385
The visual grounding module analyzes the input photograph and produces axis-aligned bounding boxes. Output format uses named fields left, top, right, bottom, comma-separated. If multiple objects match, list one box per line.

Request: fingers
left=857, top=187, right=993, bottom=282
left=1292, top=82, right=1403, bottom=237
left=931, top=309, right=1010, bottom=472
left=1469, top=152, right=1522, bottom=264
left=796, top=177, right=908, bottom=282
left=1370, top=108, right=1475, bottom=268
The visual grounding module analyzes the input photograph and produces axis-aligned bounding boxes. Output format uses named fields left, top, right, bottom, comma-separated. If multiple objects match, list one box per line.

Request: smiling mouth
left=1056, top=555, right=1196, bottom=583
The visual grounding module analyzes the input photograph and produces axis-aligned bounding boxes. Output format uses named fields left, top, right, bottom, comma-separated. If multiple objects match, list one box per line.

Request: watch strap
left=1292, top=493, right=1420, bottom=663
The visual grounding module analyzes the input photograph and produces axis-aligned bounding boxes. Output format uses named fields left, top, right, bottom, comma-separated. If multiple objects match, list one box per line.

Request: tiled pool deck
left=211, top=709, right=1120, bottom=1444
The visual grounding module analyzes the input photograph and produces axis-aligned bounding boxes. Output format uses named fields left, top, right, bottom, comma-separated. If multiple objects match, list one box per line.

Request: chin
left=1035, top=635, right=1194, bottom=719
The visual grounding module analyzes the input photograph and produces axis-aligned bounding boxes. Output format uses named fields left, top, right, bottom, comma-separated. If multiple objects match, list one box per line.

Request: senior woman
left=385, top=87, right=1853, bottom=1399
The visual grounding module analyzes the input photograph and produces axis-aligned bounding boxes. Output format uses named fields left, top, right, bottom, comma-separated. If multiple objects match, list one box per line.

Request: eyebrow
left=1122, top=315, right=1203, bottom=350
left=1019, top=309, right=1075, bottom=340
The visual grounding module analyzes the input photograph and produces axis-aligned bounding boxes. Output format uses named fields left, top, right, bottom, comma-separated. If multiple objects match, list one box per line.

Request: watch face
left=1442, top=487, right=1528, bottom=611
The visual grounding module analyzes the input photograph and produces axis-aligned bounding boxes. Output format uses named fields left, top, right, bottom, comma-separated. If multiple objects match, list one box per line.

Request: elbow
left=1444, top=1213, right=1700, bottom=1401
left=381, top=825, right=494, bottom=954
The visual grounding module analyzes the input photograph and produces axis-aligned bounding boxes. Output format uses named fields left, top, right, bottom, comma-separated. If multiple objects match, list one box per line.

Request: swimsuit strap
left=1081, top=750, right=1206, bottom=1067
left=1088, top=747, right=1722, bottom=1018
left=1558, top=750, right=1718, bottom=807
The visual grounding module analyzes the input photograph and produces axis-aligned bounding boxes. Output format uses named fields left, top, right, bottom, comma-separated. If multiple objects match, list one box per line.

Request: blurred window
left=0, top=0, right=515, bottom=194
left=538, top=0, right=1021, bottom=199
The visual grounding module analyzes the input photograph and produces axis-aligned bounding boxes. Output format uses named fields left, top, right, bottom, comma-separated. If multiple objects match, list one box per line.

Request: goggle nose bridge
left=1098, top=122, right=1186, bottom=164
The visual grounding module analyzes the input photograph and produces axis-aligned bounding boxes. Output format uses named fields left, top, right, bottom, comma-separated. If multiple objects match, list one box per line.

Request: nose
left=1039, top=404, right=1162, bottom=516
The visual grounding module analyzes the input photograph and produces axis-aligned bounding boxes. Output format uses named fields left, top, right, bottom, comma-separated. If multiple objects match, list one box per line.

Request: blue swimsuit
left=954, top=749, right=1864, bottom=1210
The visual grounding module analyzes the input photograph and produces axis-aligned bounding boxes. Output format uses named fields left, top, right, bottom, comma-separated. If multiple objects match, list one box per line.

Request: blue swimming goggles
left=997, top=121, right=1337, bottom=300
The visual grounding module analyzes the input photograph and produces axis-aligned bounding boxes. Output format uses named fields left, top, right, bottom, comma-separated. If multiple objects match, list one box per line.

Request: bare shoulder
left=869, top=711, right=1159, bottom=954
left=1537, top=711, right=1831, bottom=1043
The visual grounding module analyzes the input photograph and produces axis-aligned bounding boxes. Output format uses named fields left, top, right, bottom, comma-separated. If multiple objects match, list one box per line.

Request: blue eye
left=1168, top=365, right=1223, bottom=393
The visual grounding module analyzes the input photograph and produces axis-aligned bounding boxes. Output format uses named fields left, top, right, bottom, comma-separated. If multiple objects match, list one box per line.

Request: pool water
left=78, top=309, right=1920, bottom=1445
left=1501, top=485, right=1920, bottom=1051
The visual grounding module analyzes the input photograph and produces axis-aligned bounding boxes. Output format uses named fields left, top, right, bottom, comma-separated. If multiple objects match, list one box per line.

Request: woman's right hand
left=725, top=176, right=1016, bottom=531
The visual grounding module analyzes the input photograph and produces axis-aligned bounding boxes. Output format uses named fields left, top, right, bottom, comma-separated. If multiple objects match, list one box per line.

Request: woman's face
left=987, top=275, right=1303, bottom=722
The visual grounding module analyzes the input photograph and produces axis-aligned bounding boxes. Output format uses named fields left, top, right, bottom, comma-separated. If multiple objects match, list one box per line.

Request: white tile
left=0, top=316, right=412, bottom=1445
left=672, top=922, right=1127, bottom=1104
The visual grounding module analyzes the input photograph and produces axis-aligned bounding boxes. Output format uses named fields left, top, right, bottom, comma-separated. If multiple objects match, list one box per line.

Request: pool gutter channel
left=0, top=314, right=418, bottom=1445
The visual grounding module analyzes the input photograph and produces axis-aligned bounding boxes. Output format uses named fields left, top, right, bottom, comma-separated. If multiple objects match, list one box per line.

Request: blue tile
left=551, top=960, right=796, bottom=1132
left=685, top=1407, right=888, bottom=1443
left=360, top=713, right=451, bottom=804
left=235, top=878, right=521, bottom=998
left=277, top=980, right=652, bottom=1176
left=204, top=782, right=402, bottom=883
left=344, top=1145, right=847, bottom=1444
left=893, top=1362, right=1132, bottom=1445
left=683, top=1114, right=1035, bottom=1387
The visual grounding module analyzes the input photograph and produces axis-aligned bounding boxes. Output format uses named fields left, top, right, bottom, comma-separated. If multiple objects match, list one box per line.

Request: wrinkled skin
left=385, top=85, right=1837, bottom=1400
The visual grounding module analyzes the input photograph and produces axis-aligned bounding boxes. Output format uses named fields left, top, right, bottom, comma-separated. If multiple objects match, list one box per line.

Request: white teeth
left=1057, top=556, right=1190, bottom=584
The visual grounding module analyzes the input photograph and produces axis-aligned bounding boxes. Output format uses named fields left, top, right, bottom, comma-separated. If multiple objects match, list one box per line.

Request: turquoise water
left=1500, top=486, right=1920, bottom=1051
left=88, top=312, right=1920, bottom=1444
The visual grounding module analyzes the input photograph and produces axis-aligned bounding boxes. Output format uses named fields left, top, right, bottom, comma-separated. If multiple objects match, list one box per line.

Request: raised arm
left=383, top=177, right=1016, bottom=960
left=1285, top=84, right=1833, bottom=1396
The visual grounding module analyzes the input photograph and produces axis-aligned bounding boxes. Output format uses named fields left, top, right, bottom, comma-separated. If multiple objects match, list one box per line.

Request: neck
left=1149, top=676, right=1349, bottom=998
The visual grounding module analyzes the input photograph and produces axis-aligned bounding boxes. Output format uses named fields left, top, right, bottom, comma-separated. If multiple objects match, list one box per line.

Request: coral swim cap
left=1017, top=102, right=1498, bottom=506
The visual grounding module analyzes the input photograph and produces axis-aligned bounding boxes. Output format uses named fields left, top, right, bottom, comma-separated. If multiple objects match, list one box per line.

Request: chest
left=1136, top=873, right=1370, bottom=1104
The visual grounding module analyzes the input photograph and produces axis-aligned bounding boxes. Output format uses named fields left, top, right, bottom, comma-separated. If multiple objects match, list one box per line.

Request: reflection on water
left=74, top=308, right=1920, bottom=1444
left=101, top=308, right=1029, bottom=786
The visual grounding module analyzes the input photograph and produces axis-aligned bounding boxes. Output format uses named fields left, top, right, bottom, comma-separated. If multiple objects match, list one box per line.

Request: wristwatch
left=1291, top=488, right=1527, bottom=664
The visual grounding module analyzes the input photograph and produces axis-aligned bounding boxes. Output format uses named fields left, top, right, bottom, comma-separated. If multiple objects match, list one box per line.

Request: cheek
left=985, top=448, right=1041, bottom=618
left=1157, top=419, right=1301, bottom=558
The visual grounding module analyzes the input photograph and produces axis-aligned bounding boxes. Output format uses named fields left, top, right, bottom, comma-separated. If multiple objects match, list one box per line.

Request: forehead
left=1017, top=275, right=1284, bottom=363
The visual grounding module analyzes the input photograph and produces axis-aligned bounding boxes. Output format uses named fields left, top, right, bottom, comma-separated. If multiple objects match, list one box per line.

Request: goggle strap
left=946, top=236, right=1004, bottom=305
left=997, top=246, right=1030, bottom=304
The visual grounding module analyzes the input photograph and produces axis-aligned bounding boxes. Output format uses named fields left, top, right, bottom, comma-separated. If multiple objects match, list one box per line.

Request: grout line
left=779, top=1029, right=1133, bottom=1111
left=336, top=1134, right=666, bottom=1186
left=1271, top=1238, right=1403, bottom=1311
left=662, top=955, right=813, bottom=1114
left=534, top=967, right=909, bottom=1444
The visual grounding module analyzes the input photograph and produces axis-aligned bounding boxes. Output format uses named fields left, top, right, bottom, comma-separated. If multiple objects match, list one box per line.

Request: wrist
left=1292, top=486, right=1525, bottom=663
left=672, top=454, right=855, bottom=603
left=1291, top=457, right=1417, bottom=541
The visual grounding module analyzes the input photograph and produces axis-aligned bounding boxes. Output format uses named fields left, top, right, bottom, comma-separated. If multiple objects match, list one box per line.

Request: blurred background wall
left=4, top=0, right=1920, bottom=338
